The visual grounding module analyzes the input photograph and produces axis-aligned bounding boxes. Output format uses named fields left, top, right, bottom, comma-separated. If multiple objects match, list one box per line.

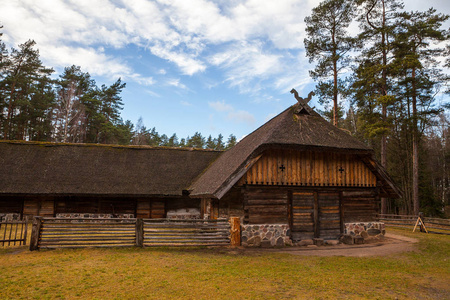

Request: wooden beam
left=314, top=192, right=319, bottom=238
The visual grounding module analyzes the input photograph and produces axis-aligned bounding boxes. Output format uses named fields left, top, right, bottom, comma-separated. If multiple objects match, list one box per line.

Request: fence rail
left=143, top=218, right=230, bottom=247
left=378, top=214, right=450, bottom=234
left=30, top=217, right=137, bottom=250
left=30, top=217, right=233, bottom=250
left=0, top=218, right=28, bottom=246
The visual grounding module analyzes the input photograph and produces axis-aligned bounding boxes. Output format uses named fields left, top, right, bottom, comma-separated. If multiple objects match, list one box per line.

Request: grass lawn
left=0, top=227, right=449, bottom=299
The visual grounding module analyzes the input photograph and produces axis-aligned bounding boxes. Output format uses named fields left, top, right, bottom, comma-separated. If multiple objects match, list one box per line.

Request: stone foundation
left=0, top=213, right=21, bottom=222
left=344, top=222, right=385, bottom=238
left=166, top=208, right=201, bottom=219
left=241, top=224, right=292, bottom=247
left=56, top=213, right=134, bottom=219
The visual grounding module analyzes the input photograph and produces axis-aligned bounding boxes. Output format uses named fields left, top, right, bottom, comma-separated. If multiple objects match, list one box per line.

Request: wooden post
left=339, top=192, right=344, bottom=234
left=23, top=216, right=28, bottom=246
left=314, top=192, right=319, bottom=238
left=29, top=216, right=42, bottom=251
left=230, top=217, right=241, bottom=247
left=135, top=218, right=144, bottom=247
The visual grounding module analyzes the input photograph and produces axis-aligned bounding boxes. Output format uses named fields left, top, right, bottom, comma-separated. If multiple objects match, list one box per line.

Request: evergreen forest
left=0, top=0, right=449, bottom=216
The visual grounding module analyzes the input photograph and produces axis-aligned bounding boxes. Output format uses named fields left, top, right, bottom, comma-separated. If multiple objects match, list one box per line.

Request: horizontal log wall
left=342, top=190, right=378, bottom=222
left=243, top=188, right=288, bottom=224
left=24, top=199, right=54, bottom=217
left=218, top=188, right=244, bottom=219
left=143, top=219, right=230, bottom=247
left=239, top=149, right=376, bottom=187
left=136, top=199, right=165, bottom=219
left=0, top=197, right=22, bottom=214
left=55, top=197, right=136, bottom=215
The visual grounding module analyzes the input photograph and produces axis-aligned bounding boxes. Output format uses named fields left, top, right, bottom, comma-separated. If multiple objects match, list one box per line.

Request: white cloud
left=227, top=110, right=256, bottom=125
left=166, top=78, right=188, bottom=90
left=209, top=100, right=255, bottom=125
left=209, top=100, right=233, bottom=112
left=180, top=100, right=192, bottom=106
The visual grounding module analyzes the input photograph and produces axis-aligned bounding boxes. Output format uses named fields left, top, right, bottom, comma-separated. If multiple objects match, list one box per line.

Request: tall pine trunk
left=412, top=66, right=419, bottom=215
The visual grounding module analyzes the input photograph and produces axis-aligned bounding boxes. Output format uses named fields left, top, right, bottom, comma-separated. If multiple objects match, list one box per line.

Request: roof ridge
left=0, top=140, right=223, bottom=152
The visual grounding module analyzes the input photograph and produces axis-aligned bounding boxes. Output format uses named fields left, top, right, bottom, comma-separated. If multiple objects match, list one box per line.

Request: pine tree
left=304, top=0, right=356, bottom=126
left=353, top=0, right=404, bottom=213
left=391, top=8, right=449, bottom=215
left=226, top=134, right=237, bottom=149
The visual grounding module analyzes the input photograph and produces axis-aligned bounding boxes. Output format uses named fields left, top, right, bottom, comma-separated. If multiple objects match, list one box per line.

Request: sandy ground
left=232, top=234, right=419, bottom=257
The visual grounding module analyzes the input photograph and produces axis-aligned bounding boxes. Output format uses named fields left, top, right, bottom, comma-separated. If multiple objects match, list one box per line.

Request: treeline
left=0, top=32, right=236, bottom=150
left=305, top=0, right=450, bottom=216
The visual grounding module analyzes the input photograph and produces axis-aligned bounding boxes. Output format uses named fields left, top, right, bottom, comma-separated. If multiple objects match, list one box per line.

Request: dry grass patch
left=0, top=228, right=449, bottom=299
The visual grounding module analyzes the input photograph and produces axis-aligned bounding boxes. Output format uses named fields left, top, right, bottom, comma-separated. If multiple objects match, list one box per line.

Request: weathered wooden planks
left=240, top=150, right=377, bottom=187
left=243, top=188, right=288, bottom=224
left=30, top=217, right=232, bottom=249
left=143, top=218, right=230, bottom=247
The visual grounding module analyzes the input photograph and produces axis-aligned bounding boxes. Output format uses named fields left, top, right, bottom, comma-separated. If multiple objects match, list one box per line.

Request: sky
left=1, top=0, right=449, bottom=141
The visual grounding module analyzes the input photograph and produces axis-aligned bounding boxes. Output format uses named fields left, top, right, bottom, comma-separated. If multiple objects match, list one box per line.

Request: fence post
left=230, top=217, right=241, bottom=247
left=29, top=217, right=42, bottom=251
left=136, top=218, right=144, bottom=247
left=23, top=216, right=28, bottom=246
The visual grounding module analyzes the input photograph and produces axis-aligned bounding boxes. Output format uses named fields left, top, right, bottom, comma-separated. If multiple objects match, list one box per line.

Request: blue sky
left=1, top=0, right=449, bottom=140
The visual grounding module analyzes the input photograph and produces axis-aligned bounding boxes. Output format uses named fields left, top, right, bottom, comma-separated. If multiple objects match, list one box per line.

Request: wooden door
left=318, top=192, right=341, bottom=240
left=290, top=191, right=315, bottom=241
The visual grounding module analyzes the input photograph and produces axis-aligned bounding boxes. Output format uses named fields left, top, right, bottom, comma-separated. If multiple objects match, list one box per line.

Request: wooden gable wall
left=238, top=149, right=377, bottom=187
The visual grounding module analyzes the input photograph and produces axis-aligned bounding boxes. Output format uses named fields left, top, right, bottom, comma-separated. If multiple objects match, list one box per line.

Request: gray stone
left=360, top=231, right=369, bottom=239
left=261, top=240, right=272, bottom=248
left=276, top=237, right=284, bottom=247
left=341, top=235, right=354, bottom=245
left=354, top=236, right=364, bottom=244
left=313, top=238, right=324, bottom=246
left=253, top=236, right=261, bottom=247
left=325, top=240, right=339, bottom=245
left=266, top=231, right=272, bottom=239
left=286, top=229, right=290, bottom=236
left=297, top=239, right=314, bottom=246
left=241, top=235, right=248, bottom=243
left=367, top=228, right=381, bottom=236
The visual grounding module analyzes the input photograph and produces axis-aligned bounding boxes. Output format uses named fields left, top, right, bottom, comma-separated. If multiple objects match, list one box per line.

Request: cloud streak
left=0, top=0, right=319, bottom=91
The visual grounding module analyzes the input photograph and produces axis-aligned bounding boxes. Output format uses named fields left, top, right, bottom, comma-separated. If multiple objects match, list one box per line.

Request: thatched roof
left=0, top=141, right=221, bottom=196
left=189, top=103, right=400, bottom=199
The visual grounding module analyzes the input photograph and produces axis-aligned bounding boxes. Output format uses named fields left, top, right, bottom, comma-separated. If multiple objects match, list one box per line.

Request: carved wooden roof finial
left=290, top=89, right=315, bottom=115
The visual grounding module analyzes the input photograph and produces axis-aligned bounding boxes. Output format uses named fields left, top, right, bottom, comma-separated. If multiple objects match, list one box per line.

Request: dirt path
left=231, top=234, right=419, bottom=257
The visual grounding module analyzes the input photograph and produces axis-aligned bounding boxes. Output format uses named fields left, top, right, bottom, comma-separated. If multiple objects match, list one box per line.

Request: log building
left=0, top=96, right=400, bottom=241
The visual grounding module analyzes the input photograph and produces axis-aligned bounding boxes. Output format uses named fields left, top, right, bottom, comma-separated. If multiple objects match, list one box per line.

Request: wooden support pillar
left=339, top=191, right=344, bottom=234
left=29, top=216, right=42, bottom=251
left=201, top=198, right=212, bottom=219
left=135, top=218, right=143, bottom=247
left=313, top=192, right=319, bottom=238
left=230, top=217, right=241, bottom=247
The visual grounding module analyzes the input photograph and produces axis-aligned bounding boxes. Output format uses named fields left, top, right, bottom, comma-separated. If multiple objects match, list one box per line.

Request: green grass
left=0, top=228, right=449, bottom=299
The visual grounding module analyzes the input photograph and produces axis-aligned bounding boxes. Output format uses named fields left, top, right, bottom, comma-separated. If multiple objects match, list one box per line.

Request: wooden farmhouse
left=0, top=96, right=400, bottom=241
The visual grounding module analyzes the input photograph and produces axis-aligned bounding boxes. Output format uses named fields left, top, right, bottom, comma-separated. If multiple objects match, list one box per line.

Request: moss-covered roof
left=0, top=141, right=221, bottom=196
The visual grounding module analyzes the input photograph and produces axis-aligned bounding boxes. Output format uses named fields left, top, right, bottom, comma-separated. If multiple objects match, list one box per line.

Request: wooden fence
left=143, top=218, right=231, bottom=247
left=30, top=217, right=236, bottom=250
left=378, top=214, right=450, bottom=235
left=0, top=217, right=28, bottom=246
left=30, top=217, right=137, bottom=250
